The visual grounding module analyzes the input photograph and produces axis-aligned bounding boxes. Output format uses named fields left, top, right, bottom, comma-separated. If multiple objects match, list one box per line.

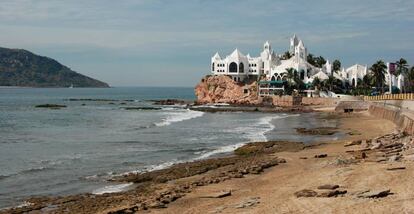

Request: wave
left=154, top=109, right=204, bottom=127
left=116, top=113, right=300, bottom=176
left=193, top=142, right=246, bottom=160
left=196, top=113, right=301, bottom=160
left=84, top=171, right=115, bottom=181
left=92, top=183, right=134, bottom=195
left=19, top=166, right=54, bottom=175
left=0, top=175, right=10, bottom=180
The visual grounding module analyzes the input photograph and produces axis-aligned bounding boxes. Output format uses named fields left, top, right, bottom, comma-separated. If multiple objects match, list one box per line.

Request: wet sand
left=4, top=111, right=413, bottom=214
left=154, top=112, right=414, bottom=214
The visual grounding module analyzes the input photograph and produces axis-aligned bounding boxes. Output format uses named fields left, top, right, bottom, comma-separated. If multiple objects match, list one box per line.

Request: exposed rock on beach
left=3, top=109, right=414, bottom=214
left=194, top=75, right=259, bottom=105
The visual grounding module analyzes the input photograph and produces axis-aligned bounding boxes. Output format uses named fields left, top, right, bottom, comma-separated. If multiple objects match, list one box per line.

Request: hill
left=0, top=47, right=109, bottom=87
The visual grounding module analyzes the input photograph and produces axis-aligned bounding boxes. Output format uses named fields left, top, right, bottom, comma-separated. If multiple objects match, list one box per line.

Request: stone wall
left=302, top=97, right=338, bottom=106
left=335, top=101, right=370, bottom=112
left=264, top=96, right=302, bottom=107
left=368, top=104, right=414, bottom=135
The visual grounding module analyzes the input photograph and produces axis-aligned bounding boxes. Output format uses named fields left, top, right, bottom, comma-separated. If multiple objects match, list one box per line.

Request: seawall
left=368, top=101, right=414, bottom=135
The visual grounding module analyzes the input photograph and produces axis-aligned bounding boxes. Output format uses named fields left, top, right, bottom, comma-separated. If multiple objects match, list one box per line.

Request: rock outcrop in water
left=194, top=75, right=259, bottom=105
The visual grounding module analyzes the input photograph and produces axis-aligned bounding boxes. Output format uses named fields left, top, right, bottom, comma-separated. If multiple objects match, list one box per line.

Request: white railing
left=259, top=86, right=285, bottom=96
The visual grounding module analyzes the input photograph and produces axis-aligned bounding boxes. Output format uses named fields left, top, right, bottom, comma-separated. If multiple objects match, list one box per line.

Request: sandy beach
left=154, top=112, right=414, bottom=214
left=4, top=109, right=414, bottom=214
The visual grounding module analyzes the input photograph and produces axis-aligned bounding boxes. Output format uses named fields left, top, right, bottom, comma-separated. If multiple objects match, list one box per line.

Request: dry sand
left=153, top=112, right=414, bottom=214
left=4, top=111, right=413, bottom=214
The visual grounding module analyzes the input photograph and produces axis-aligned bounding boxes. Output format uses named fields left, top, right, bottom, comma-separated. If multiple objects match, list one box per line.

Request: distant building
left=210, top=34, right=404, bottom=92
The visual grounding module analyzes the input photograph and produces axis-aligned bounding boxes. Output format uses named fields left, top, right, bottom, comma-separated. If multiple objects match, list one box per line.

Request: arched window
left=229, top=62, right=237, bottom=73
left=212, top=63, right=215, bottom=71
left=239, top=62, right=244, bottom=73
left=352, top=78, right=355, bottom=87
left=271, top=75, right=276, bottom=81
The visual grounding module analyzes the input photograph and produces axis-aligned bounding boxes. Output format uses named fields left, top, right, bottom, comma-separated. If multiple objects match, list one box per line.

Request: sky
left=0, top=0, right=413, bottom=87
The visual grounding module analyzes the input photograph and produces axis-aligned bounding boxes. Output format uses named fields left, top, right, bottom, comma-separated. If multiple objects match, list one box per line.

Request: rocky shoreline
left=2, top=110, right=413, bottom=214
left=2, top=141, right=303, bottom=214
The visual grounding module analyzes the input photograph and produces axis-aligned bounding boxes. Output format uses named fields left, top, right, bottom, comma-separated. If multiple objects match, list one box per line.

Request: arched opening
left=300, top=70, right=305, bottom=80
left=276, top=76, right=282, bottom=81
left=229, top=62, right=237, bottom=73
left=282, top=75, right=287, bottom=81
left=271, top=75, right=276, bottom=81
left=352, top=78, right=356, bottom=87
left=239, top=63, right=244, bottom=73
left=211, top=63, right=215, bottom=71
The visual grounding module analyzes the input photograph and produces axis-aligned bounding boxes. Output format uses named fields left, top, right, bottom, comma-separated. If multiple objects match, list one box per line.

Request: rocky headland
left=194, top=75, right=259, bottom=105
left=0, top=47, right=109, bottom=88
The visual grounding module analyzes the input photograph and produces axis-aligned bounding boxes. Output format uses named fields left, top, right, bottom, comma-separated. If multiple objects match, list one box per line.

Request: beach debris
left=344, top=140, right=362, bottom=147
left=361, top=152, right=367, bottom=159
left=376, top=157, right=387, bottom=162
left=317, top=189, right=347, bottom=197
left=386, top=166, right=406, bottom=171
left=317, top=184, right=339, bottom=190
left=388, top=154, right=402, bottom=162
left=294, top=189, right=318, bottom=198
left=357, top=189, right=391, bottom=198
left=314, top=154, right=328, bottom=158
left=235, top=197, right=260, bottom=208
left=334, top=157, right=358, bottom=166
left=201, top=190, right=232, bottom=198
left=347, top=130, right=362, bottom=135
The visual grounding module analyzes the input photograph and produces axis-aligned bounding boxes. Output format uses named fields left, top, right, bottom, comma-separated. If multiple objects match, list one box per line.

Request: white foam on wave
left=116, top=113, right=300, bottom=177
left=154, top=109, right=204, bottom=127
left=146, top=161, right=178, bottom=171
left=195, top=113, right=301, bottom=160
left=194, top=142, right=246, bottom=160
left=92, top=183, right=134, bottom=195
left=119, top=160, right=181, bottom=175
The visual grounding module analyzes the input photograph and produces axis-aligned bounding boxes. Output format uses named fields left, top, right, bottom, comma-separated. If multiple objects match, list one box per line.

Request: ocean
left=0, top=87, right=342, bottom=209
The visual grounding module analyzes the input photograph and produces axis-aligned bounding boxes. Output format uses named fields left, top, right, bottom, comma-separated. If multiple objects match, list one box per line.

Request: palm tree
left=362, top=74, right=372, bottom=88
left=312, top=77, right=322, bottom=90
left=282, top=51, right=292, bottom=60
left=395, top=58, right=409, bottom=92
left=324, top=75, right=340, bottom=92
left=307, top=54, right=316, bottom=66
left=370, top=60, right=387, bottom=94
left=395, top=58, right=408, bottom=77
left=406, top=66, right=414, bottom=92
left=332, top=60, right=341, bottom=73
left=316, top=56, right=326, bottom=68
left=285, top=68, right=296, bottom=84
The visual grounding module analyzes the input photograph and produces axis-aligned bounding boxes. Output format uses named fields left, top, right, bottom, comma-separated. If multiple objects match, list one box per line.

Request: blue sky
left=0, top=0, right=413, bottom=87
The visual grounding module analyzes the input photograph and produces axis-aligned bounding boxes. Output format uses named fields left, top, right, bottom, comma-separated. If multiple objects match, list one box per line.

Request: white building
left=339, top=64, right=368, bottom=87
left=210, top=34, right=404, bottom=92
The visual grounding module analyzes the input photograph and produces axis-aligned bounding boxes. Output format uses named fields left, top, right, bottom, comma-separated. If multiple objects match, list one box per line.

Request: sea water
left=0, top=87, right=342, bottom=209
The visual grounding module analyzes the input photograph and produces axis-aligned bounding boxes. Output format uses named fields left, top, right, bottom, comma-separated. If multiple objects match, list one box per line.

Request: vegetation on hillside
left=0, top=47, right=109, bottom=87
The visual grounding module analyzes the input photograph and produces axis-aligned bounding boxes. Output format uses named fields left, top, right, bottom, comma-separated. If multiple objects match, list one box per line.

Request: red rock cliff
left=194, top=75, right=259, bottom=104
